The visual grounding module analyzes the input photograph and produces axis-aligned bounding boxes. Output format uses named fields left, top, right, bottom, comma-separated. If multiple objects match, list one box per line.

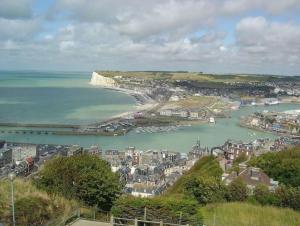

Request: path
left=70, top=219, right=112, bottom=226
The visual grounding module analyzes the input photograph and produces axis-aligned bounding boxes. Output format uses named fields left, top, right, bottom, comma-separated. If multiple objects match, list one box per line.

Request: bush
left=275, top=185, right=300, bottom=211
left=112, top=196, right=203, bottom=225
left=167, top=156, right=223, bottom=194
left=227, top=178, right=248, bottom=202
left=253, top=184, right=280, bottom=206
left=14, top=196, right=53, bottom=226
left=248, top=148, right=300, bottom=187
left=35, top=154, right=122, bottom=210
left=184, top=176, right=227, bottom=205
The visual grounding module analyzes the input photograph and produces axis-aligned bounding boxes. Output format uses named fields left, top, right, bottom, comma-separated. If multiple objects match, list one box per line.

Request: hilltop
left=96, top=70, right=300, bottom=83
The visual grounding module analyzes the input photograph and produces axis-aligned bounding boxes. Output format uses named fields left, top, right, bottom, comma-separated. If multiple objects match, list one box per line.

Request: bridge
left=0, top=130, right=55, bottom=135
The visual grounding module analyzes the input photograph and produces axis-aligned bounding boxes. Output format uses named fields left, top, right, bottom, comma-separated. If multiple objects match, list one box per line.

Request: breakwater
left=0, top=122, right=80, bottom=129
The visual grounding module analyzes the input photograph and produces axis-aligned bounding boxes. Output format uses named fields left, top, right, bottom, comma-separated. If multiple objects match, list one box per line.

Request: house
left=0, top=147, right=12, bottom=167
left=250, top=118, right=260, bottom=126
left=223, top=164, right=279, bottom=192
left=223, top=140, right=254, bottom=160
left=11, top=144, right=37, bottom=163
left=131, top=183, right=161, bottom=198
left=169, top=95, right=180, bottom=101
left=190, top=111, right=200, bottom=119
left=84, top=145, right=101, bottom=156
left=174, top=110, right=189, bottom=118
left=159, top=109, right=172, bottom=117
left=67, top=145, right=83, bottom=156
left=0, top=140, right=5, bottom=149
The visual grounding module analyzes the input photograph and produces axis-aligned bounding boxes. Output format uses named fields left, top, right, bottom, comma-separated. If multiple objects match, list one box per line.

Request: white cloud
left=0, top=0, right=300, bottom=75
left=0, top=0, right=33, bottom=19
left=0, top=18, right=40, bottom=41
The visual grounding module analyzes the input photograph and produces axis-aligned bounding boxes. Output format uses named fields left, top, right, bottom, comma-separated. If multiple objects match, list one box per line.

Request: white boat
left=209, top=117, right=215, bottom=123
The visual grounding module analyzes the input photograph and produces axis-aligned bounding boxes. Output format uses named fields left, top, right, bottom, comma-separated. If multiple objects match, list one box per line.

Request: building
left=190, top=111, right=199, bottom=119
left=67, top=145, right=83, bottom=156
left=0, top=140, right=5, bottom=149
left=223, top=164, right=278, bottom=192
left=11, top=144, right=37, bottom=163
left=0, top=147, right=12, bottom=167
left=131, top=183, right=160, bottom=198
left=84, top=145, right=101, bottom=156
left=223, top=140, right=254, bottom=160
left=159, top=109, right=172, bottom=117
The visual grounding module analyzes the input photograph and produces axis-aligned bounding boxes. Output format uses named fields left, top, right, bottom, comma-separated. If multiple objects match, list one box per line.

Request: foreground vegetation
left=112, top=196, right=202, bottom=225
left=1, top=148, right=300, bottom=225
left=248, top=147, right=300, bottom=187
left=35, top=154, right=122, bottom=211
left=202, top=202, right=300, bottom=226
left=0, top=178, right=77, bottom=225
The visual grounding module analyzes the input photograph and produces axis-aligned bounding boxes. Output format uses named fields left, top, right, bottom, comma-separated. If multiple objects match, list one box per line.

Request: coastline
left=89, top=72, right=158, bottom=120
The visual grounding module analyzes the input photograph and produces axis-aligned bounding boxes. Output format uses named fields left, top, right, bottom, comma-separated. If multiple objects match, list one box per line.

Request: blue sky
left=0, top=0, right=300, bottom=75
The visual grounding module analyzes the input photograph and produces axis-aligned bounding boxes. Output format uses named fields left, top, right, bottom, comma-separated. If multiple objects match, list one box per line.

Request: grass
left=162, top=96, right=232, bottom=115
left=0, top=178, right=78, bottom=223
left=165, top=156, right=222, bottom=195
left=202, top=202, right=300, bottom=226
left=96, top=71, right=289, bottom=83
left=167, top=96, right=218, bottom=108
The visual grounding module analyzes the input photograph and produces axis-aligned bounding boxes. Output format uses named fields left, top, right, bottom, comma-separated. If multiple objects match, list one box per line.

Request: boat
left=209, top=117, right=215, bottom=123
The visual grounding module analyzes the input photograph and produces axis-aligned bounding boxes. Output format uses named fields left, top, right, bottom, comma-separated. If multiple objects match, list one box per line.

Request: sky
left=0, top=0, right=300, bottom=75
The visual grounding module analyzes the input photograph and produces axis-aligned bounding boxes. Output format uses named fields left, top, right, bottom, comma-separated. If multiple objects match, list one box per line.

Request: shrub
left=35, top=154, right=122, bottom=210
left=14, top=196, right=53, bottom=225
left=275, top=185, right=300, bottom=211
left=253, top=184, right=280, bottom=206
left=184, top=176, right=227, bottom=205
left=112, top=196, right=203, bottom=225
left=248, top=148, right=300, bottom=187
left=227, top=178, right=248, bottom=202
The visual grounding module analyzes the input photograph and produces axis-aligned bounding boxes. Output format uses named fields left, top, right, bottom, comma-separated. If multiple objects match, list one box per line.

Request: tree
left=184, top=176, right=227, bottom=205
left=253, top=184, right=279, bottom=206
left=248, top=148, right=300, bottom=187
left=275, top=185, right=300, bottom=211
left=233, top=152, right=248, bottom=166
left=227, top=178, right=248, bottom=202
left=35, top=154, right=122, bottom=210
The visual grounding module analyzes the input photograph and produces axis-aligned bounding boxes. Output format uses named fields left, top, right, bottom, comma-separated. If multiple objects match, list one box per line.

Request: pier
left=0, top=129, right=55, bottom=135
left=0, top=122, right=80, bottom=129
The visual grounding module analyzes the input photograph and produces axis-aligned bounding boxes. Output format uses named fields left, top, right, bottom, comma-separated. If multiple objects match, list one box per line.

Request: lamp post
left=8, top=172, right=16, bottom=226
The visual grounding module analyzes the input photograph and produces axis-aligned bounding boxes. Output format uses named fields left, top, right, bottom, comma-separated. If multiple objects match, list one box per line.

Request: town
left=1, top=134, right=299, bottom=198
left=240, top=109, right=300, bottom=136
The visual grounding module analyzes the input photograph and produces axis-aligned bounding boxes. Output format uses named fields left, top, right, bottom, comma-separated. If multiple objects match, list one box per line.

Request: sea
left=0, top=71, right=299, bottom=152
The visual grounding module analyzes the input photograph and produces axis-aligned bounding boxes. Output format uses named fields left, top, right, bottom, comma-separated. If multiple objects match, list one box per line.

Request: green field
left=202, top=202, right=300, bottom=226
left=96, top=71, right=299, bottom=83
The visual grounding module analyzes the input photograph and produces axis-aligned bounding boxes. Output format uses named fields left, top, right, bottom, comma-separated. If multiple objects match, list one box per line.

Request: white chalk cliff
left=90, top=72, right=116, bottom=87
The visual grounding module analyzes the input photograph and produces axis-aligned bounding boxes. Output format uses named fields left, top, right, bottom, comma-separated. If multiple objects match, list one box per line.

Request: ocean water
left=0, top=71, right=136, bottom=124
left=0, top=71, right=299, bottom=152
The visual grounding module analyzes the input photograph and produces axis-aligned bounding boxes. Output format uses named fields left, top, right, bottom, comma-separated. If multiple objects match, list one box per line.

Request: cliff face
left=90, top=72, right=116, bottom=87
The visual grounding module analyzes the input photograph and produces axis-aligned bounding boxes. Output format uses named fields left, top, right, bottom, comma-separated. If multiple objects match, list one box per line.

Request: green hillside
left=248, top=147, right=300, bottom=187
left=96, top=70, right=300, bottom=83
left=202, top=202, right=300, bottom=226
left=166, top=156, right=222, bottom=195
left=0, top=178, right=77, bottom=225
